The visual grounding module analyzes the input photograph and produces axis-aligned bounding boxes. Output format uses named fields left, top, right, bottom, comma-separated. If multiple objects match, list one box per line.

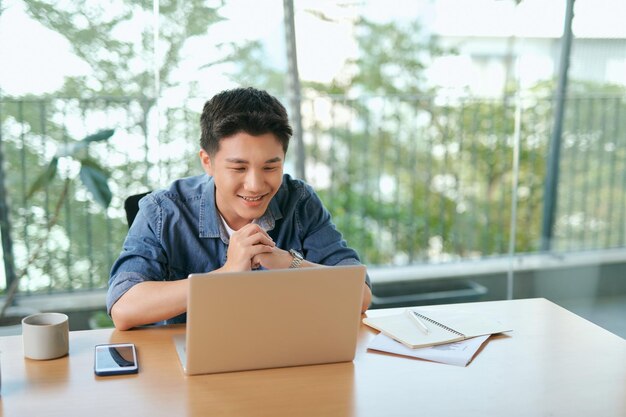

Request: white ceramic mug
left=22, top=313, right=69, bottom=360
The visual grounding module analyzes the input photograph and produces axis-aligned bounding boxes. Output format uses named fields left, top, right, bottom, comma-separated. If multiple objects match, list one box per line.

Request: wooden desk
left=0, top=298, right=623, bottom=417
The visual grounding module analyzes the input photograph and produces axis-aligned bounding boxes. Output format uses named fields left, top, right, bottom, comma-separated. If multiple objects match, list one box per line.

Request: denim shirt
left=107, top=173, right=368, bottom=324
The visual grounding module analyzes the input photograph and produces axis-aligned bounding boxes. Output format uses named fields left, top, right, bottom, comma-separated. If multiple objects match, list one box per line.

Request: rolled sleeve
left=107, top=195, right=169, bottom=313
left=106, top=272, right=151, bottom=314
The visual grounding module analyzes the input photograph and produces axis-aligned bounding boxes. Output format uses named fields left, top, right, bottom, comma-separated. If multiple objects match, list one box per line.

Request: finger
left=243, top=231, right=275, bottom=247
left=251, top=248, right=273, bottom=264
left=249, top=244, right=275, bottom=258
left=231, top=234, right=272, bottom=251
left=238, top=223, right=273, bottom=241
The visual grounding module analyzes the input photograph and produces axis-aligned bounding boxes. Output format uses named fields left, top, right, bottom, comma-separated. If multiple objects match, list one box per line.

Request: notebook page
left=363, top=313, right=464, bottom=348
left=412, top=308, right=512, bottom=338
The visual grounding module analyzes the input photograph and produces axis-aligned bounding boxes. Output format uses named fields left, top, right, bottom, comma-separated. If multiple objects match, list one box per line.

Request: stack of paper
left=367, top=333, right=490, bottom=367
left=363, top=307, right=512, bottom=366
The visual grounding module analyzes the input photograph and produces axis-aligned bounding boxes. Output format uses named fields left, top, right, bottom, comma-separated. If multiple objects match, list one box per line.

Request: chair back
left=124, top=192, right=151, bottom=228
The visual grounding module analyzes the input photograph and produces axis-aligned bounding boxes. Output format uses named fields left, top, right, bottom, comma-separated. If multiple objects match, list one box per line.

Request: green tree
left=1, top=0, right=231, bottom=294
left=295, top=14, right=557, bottom=263
left=300, top=16, right=459, bottom=264
left=215, top=40, right=286, bottom=96
left=24, top=0, right=223, bottom=97
left=528, top=80, right=626, bottom=251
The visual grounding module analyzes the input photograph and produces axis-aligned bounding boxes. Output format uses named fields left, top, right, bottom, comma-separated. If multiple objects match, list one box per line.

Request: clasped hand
left=223, top=224, right=291, bottom=271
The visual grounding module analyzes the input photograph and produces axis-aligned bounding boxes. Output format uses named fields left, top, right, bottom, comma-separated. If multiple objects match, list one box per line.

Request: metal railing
left=1, top=93, right=625, bottom=295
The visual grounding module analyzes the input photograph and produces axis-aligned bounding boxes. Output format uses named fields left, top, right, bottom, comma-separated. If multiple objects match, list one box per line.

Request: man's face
left=200, top=132, right=285, bottom=230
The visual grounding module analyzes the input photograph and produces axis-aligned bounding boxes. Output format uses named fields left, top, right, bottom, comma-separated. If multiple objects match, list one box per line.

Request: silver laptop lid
left=179, top=264, right=366, bottom=375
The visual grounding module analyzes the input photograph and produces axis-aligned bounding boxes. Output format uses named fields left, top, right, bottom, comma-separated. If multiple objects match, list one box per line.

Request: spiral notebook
left=363, top=308, right=512, bottom=349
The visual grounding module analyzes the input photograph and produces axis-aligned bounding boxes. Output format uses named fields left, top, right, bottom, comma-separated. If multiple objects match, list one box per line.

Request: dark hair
left=200, top=87, right=293, bottom=156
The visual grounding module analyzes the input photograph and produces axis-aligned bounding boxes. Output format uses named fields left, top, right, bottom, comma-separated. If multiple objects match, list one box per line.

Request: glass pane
left=1, top=0, right=624, bottom=338
left=0, top=0, right=155, bottom=293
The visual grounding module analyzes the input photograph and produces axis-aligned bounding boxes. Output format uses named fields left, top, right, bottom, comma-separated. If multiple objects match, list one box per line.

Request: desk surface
left=0, top=298, right=624, bottom=417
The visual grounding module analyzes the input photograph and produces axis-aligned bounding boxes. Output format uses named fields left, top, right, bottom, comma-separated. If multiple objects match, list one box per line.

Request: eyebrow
left=225, top=157, right=283, bottom=164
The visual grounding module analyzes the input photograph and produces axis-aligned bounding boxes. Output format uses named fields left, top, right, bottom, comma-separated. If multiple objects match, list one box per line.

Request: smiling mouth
left=239, top=194, right=266, bottom=202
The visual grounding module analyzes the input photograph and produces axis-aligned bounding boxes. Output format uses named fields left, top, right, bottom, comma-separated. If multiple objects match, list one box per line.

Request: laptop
left=173, top=264, right=366, bottom=375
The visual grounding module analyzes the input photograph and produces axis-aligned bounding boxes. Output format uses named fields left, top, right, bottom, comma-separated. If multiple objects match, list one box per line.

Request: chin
left=238, top=205, right=268, bottom=219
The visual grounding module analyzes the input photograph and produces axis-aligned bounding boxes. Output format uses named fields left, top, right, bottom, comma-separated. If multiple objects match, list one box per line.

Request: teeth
left=241, top=195, right=262, bottom=201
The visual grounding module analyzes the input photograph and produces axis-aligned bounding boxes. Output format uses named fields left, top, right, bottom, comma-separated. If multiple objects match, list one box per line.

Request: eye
left=264, top=166, right=278, bottom=171
left=230, top=167, right=246, bottom=172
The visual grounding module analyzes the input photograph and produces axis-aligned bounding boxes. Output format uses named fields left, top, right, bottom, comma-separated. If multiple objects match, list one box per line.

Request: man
left=107, top=87, right=372, bottom=330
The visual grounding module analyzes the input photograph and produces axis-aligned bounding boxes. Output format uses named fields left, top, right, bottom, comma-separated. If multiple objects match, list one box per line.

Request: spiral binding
left=410, top=310, right=465, bottom=337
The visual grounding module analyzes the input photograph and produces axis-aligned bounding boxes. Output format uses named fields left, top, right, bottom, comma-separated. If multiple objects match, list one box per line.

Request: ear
left=199, top=149, right=213, bottom=176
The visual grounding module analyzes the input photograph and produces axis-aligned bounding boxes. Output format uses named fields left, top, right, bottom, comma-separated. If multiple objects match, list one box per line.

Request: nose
left=244, top=169, right=263, bottom=193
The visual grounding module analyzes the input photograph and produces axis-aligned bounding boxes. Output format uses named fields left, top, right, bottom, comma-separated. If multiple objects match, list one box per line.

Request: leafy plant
left=26, top=129, right=115, bottom=208
left=0, top=129, right=115, bottom=318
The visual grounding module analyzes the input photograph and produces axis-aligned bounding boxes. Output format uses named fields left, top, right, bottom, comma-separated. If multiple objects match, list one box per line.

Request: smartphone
left=94, top=343, right=138, bottom=376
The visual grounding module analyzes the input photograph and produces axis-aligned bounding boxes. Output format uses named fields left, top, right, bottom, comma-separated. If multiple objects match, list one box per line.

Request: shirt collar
left=199, top=175, right=284, bottom=239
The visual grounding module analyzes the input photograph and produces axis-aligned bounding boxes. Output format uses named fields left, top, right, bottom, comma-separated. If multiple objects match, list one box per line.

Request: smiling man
left=107, top=87, right=371, bottom=330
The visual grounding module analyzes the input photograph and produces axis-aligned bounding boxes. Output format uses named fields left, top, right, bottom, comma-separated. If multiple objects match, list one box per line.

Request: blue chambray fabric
left=107, top=173, right=368, bottom=324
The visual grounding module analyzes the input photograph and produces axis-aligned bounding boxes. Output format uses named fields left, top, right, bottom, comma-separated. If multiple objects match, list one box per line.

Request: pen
left=405, top=309, right=430, bottom=334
